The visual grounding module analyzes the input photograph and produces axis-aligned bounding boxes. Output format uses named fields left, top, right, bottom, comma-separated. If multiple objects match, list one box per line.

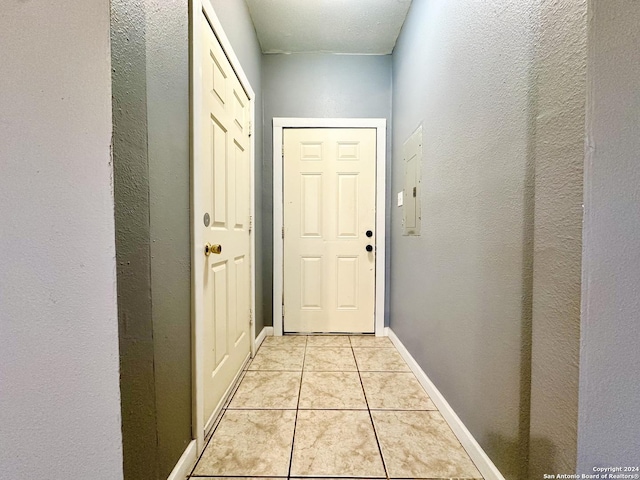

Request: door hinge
left=249, top=308, right=254, bottom=326
left=249, top=215, right=253, bottom=234
left=282, top=305, right=285, bottom=318
left=282, top=226, right=284, bottom=239
left=247, top=120, right=252, bottom=137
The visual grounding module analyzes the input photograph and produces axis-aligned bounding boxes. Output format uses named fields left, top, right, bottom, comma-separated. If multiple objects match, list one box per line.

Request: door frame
left=273, top=118, right=387, bottom=337
left=190, top=0, right=256, bottom=453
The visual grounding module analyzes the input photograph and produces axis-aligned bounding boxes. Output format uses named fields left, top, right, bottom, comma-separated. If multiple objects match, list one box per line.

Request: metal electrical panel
left=402, top=125, right=422, bottom=236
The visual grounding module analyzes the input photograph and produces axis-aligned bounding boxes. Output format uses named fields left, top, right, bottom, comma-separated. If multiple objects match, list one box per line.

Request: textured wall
left=0, top=0, right=123, bottom=478
left=262, top=53, right=393, bottom=327
left=390, top=1, right=538, bottom=478
left=529, top=1, right=587, bottom=476
left=111, top=1, right=263, bottom=477
left=145, top=0, right=192, bottom=476
left=210, top=0, right=265, bottom=335
left=578, top=0, right=640, bottom=470
left=112, top=0, right=192, bottom=477
left=111, top=1, right=159, bottom=478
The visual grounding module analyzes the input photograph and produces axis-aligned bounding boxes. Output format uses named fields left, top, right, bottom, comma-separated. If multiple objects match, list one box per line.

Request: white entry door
left=283, top=128, right=376, bottom=333
left=199, top=14, right=251, bottom=430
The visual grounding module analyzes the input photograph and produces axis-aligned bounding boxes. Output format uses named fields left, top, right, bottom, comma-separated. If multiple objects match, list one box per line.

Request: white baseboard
left=255, top=326, right=273, bottom=351
left=387, top=328, right=505, bottom=480
left=167, top=439, right=197, bottom=480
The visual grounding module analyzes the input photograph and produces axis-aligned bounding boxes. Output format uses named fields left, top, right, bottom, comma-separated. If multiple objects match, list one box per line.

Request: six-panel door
left=283, top=128, right=376, bottom=333
left=200, top=15, right=251, bottom=428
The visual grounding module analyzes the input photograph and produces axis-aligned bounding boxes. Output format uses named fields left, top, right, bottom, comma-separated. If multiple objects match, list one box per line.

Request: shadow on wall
left=487, top=433, right=556, bottom=479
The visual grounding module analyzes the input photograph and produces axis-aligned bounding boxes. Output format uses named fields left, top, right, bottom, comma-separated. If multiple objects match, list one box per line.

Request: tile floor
left=189, top=335, right=483, bottom=479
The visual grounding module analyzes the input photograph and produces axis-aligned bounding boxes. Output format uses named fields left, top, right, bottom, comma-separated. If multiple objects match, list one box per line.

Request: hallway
left=190, top=335, right=482, bottom=479
left=4, top=1, right=640, bottom=478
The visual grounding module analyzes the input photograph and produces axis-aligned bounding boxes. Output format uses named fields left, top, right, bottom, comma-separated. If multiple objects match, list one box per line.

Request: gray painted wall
left=0, top=0, right=123, bottom=478
left=210, top=0, right=265, bottom=335
left=390, top=1, right=538, bottom=478
left=111, top=1, right=192, bottom=478
left=112, top=1, right=263, bottom=477
left=145, top=0, right=192, bottom=476
left=262, top=54, right=393, bottom=327
left=111, top=1, right=160, bottom=477
left=529, top=1, right=587, bottom=477
left=578, top=0, right=640, bottom=470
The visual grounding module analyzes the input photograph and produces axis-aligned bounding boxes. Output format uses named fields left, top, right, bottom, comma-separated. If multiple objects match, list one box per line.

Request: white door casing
left=283, top=128, right=376, bottom=333
left=191, top=1, right=256, bottom=453
left=273, top=118, right=387, bottom=337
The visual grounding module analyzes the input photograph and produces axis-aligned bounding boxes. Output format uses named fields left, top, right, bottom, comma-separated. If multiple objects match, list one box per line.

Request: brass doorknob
left=204, top=243, right=222, bottom=256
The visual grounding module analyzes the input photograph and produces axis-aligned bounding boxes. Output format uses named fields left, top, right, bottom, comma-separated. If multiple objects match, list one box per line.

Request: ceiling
left=245, top=0, right=413, bottom=55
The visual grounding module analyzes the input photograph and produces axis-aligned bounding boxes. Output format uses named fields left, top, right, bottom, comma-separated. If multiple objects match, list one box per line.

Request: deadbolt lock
left=204, top=243, right=222, bottom=256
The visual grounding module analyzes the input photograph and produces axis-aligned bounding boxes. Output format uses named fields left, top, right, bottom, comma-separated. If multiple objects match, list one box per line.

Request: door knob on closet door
left=366, top=244, right=373, bottom=252
left=204, top=243, right=222, bottom=256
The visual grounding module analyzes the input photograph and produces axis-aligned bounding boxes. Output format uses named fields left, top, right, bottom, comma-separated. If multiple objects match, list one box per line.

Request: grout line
left=189, top=476, right=287, bottom=478
left=348, top=370, right=412, bottom=373
left=286, top=336, right=307, bottom=479
left=351, top=343, right=390, bottom=480
left=246, top=369, right=304, bottom=372
left=225, top=407, right=299, bottom=410
left=368, top=408, right=439, bottom=412
left=297, top=370, right=359, bottom=373
left=189, top=476, right=288, bottom=479
left=296, top=407, right=369, bottom=411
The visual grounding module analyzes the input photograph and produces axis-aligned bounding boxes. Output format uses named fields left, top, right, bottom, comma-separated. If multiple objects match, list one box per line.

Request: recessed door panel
left=337, top=141, right=360, bottom=160
left=234, top=255, right=248, bottom=344
left=211, top=117, right=227, bottom=227
left=337, top=173, right=358, bottom=238
left=301, top=174, right=322, bottom=237
left=233, top=89, right=245, bottom=132
left=234, top=140, right=246, bottom=229
left=211, top=53, right=227, bottom=105
left=212, top=261, right=228, bottom=367
left=301, top=142, right=323, bottom=161
left=301, top=256, right=323, bottom=309
left=337, top=256, right=358, bottom=309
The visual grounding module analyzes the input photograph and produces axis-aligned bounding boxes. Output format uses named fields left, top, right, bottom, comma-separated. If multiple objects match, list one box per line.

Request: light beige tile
left=304, top=346, right=358, bottom=371
left=349, top=335, right=394, bottom=348
left=248, top=346, right=305, bottom=371
left=228, top=371, right=301, bottom=409
left=352, top=347, right=410, bottom=372
left=262, top=335, right=307, bottom=347
left=298, top=371, right=367, bottom=409
left=290, top=410, right=386, bottom=478
left=360, top=372, right=436, bottom=410
left=193, top=410, right=296, bottom=477
left=306, top=335, right=351, bottom=347
left=372, top=411, right=483, bottom=479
